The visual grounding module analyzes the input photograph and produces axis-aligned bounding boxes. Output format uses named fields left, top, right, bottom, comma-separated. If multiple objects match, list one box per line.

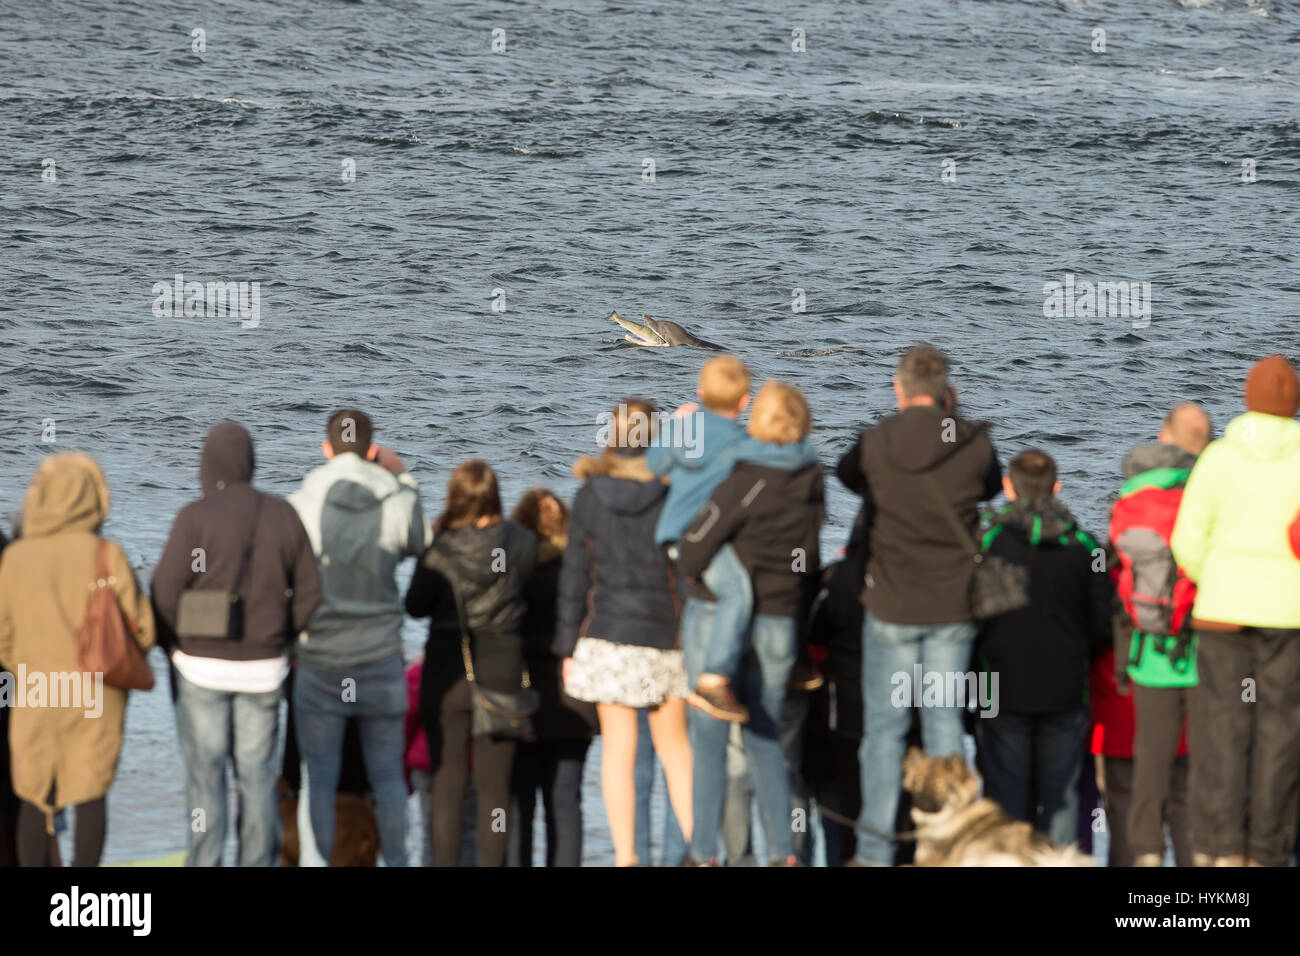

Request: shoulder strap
left=235, top=494, right=265, bottom=596
left=95, top=538, right=140, bottom=637
left=443, top=571, right=477, bottom=684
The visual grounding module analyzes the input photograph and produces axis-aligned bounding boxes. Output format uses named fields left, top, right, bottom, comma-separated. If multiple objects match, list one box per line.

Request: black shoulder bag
left=176, top=496, right=264, bottom=640
left=449, top=578, right=539, bottom=740
left=920, top=473, right=1030, bottom=621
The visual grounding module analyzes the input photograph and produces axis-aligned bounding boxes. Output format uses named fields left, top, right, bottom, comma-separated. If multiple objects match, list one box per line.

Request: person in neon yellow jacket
left=1169, top=354, right=1300, bottom=868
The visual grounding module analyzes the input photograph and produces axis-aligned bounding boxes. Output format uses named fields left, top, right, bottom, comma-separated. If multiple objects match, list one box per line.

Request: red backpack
left=1109, top=468, right=1197, bottom=637
left=1289, top=508, right=1300, bottom=561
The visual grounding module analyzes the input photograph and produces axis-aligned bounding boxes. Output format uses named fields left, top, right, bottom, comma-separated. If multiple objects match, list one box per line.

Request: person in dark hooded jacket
left=677, top=381, right=824, bottom=866
left=151, top=420, right=321, bottom=866
left=555, top=399, right=693, bottom=867
left=406, top=459, right=536, bottom=867
left=974, top=449, right=1112, bottom=847
left=836, top=343, right=1002, bottom=866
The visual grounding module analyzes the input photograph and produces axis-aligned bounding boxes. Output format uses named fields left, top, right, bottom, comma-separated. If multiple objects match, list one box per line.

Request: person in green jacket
left=1170, top=354, right=1300, bottom=867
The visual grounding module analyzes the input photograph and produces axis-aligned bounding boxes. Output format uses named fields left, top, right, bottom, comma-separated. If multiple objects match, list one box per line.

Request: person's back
left=152, top=420, right=321, bottom=867
left=558, top=453, right=676, bottom=652
left=836, top=343, right=1002, bottom=867
left=647, top=354, right=752, bottom=547
left=417, top=519, right=535, bottom=692
left=974, top=450, right=1110, bottom=848
left=1171, top=409, right=1300, bottom=629
left=842, top=403, right=1001, bottom=625
left=0, top=453, right=156, bottom=867
left=290, top=443, right=427, bottom=670
left=978, top=495, right=1110, bottom=716
left=287, top=409, right=427, bottom=868
left=1169, top=355, right=1300, bottom=867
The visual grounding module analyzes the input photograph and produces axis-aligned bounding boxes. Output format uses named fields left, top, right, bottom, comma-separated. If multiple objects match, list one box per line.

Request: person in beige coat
left=0, top=452, right=155, bottom=866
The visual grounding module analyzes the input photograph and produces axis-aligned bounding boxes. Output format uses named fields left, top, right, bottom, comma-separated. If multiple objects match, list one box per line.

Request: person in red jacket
left=1091, top=618, right=1191, bottom=866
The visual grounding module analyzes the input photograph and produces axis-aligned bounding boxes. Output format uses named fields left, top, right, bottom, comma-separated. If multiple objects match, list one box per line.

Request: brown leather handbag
left=77, top=539, right=154, bottom=691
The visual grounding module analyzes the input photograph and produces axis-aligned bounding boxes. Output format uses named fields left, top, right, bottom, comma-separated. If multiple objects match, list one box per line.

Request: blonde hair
left=698, top=355, right=751, bottom=413
left=748, top=381, right=812, bottom=445
left=605, top=398, right=657, bottom=450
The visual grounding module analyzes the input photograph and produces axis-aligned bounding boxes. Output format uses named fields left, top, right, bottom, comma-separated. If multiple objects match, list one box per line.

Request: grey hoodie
left=288, top=452, right=429, bottom=670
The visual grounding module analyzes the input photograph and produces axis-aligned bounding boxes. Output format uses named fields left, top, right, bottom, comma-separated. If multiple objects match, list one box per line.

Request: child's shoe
left=689, top=682, right=749, bottom=723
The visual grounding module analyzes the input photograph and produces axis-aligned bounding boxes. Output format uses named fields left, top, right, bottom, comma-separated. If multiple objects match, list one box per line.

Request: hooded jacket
left=975, top=497, right=1112, bottom=714
left=1170, top=411, right=1300, bottom=629
left=405, top=519, right=536, bottom=693
left=289, top=452, right=429, bottom=670
left=647, top=409, right=747, bottom=545
left=151, top=421, right=322, bottom=662
left=837, top=405, right=1002, bottom=625
left=1110, top=442, right=1200, bottom=689
left=0, top=453, right=157, bottom=816
left=555, top=453, right=678, bottom=655
left=677, top=444, right=824, bottom=620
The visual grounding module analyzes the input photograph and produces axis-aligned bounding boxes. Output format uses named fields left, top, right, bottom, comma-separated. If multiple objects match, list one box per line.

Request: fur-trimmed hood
left=572, top=451, right=662, bottom=484
left=572, top=452, right=668, bottom=518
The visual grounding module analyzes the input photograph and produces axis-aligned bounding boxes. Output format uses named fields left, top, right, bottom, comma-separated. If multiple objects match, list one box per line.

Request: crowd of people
left=0, top=344, right=1298, bottom=867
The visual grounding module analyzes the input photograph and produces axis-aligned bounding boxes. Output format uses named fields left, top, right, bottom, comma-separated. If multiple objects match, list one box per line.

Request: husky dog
left=902, top=748, right=1093, bottom=867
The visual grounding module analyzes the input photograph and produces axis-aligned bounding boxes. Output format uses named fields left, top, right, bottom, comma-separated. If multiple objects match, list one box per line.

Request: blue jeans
left=700, top=544, right=753, bottom=679
left=684, top=599, right=797, bottom=863
left=635, top=708, right=687, bottom=866
left=294, top=653, right=409, bottom=866
left=855, top=613, right=977, bottom=865
left=172, top=667, right=282, bottom=866
left=977, top=708, right=1088, bottom=847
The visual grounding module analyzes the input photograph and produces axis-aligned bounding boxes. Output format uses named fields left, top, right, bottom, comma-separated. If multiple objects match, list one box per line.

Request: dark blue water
left=1, top=0, right=1295, bottom=863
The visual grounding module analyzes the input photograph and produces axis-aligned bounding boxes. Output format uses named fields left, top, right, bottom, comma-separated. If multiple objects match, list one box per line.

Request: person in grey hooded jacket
left=288, top=409, right=429, bottom=867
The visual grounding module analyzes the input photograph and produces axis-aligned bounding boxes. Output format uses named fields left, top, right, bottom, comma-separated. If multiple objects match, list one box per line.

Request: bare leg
left=597, top=703, right=640, bottom=866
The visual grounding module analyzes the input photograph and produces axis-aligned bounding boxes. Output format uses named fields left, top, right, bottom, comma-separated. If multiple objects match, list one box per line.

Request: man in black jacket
left=152, top=420, right=322, bottom=866
left=836, top=344, right=1001, bottom=866
left=975, top=450, right=1112, bottom=846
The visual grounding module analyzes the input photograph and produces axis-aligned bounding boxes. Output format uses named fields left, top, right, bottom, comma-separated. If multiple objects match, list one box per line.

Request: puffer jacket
left=405, top=519, right=536, bottom=692
left=151, top=420, right=321, bottom=661
left=1170, top=411, right=1300, bottom=629
left=555, top=452, right=677, bottom=655
left=0, top=453, right=156, bottom=817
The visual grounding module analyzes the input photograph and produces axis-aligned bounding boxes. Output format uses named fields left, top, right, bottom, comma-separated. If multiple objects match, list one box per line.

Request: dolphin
left=606, top=311, right=724, bottom=350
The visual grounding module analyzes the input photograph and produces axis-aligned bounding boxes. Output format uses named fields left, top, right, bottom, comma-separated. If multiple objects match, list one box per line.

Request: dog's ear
left=945, top=753, right=971, bottom=780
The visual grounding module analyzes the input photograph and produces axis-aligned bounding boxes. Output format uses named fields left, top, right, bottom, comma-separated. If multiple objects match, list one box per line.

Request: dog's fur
left=278, top=778, right=380, bottom=867
left=902, top=748, right=1093, bottom=867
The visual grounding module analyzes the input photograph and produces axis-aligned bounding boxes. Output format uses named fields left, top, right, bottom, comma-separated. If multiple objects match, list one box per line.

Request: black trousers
left=507, top=738, right=590, bottom=867
left=1129, top=684, right=1194, bottom=862
left=423, top=677, right=517, bottom=867
left=1190, top=628, right=1300, bottom=865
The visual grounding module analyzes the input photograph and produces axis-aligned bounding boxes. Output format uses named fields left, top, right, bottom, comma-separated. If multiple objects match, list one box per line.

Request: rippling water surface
left=1, top=0, right=1296, bottom=863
